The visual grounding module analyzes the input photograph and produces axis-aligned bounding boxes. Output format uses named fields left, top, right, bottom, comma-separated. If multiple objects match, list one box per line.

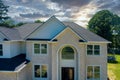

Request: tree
left=88, top=10, right=120, bottom=52
left=0, top=0, right=9, bottom=23
left=34, top=20, right=42, bottom=23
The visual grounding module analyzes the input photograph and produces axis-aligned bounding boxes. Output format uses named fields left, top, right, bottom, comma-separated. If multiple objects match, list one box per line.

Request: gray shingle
left=0, top=21, right=110, bottom=43
left=16, top=23, right=43, bottom=39
left=63, top=22, right=110, bottom=42
left=0, top=27, right=21, bottom=40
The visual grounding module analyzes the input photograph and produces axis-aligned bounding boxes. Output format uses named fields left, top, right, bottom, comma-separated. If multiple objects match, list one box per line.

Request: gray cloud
left=50, top=0, right=91, bottom=8
left=3, top=0, right=120, bottom=27
left=20, top=13, right=50, bottom=18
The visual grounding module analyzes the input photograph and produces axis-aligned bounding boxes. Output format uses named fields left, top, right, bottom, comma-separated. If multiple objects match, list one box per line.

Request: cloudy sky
left=3, top=0, right=120, bottom=27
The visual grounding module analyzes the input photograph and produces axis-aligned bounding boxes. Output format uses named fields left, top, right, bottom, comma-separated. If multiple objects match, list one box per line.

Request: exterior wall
left=17, top=63, right=32, bottom=80
left=86, top=43, right=107, bottom=80
left=26, top=41, right=52, bottom=80
left=0, top=63, right=32, bottom=80
left=0, top=42, right=11, bottom=58
left=19, top=41, right=26, bottom=54
left=10, top=41, right=21, bottom=58
left=0, top=41, right=26, bottom=58
left=26, top=28, right=107, bottom=80
left=51, top=28, right=86, bottom=80
left=0, top=72, right=17, bottom=80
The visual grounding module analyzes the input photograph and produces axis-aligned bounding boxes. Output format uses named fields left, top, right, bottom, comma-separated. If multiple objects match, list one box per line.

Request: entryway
left=61, top=67, right=74, bottom=80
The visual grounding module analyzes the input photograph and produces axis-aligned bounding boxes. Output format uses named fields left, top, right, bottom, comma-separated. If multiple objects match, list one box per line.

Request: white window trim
left=33, top=64, right=48, bottom=79
left=33, top=43, right=48, bottom=55
left=86, top=65, right=101, bottom=80
left=86, top=44, right=101, bottom=56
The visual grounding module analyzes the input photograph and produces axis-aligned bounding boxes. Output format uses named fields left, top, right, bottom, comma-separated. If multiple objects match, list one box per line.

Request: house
left=0, top=16, right=110, bottom=80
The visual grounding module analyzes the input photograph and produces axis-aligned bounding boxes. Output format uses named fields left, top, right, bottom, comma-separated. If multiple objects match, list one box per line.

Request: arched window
left=61, top=46, right=74, bottom=59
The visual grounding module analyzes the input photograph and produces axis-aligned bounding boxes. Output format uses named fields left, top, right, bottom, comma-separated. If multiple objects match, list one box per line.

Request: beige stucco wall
left=86, top=43, right=108, bottom=80
left=26, top=28, right=107, bottom=80
left=0, top=63, right=32, bottom=80
left=26, top=41, right=52, bottom=80
left=0, top=72, right=17, bottom=80
left=17, top=63, right=32, bottom=80
left=51, top=28, right=86, bottom=80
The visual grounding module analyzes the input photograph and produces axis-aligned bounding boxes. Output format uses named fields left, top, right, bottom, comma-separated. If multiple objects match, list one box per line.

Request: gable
left=54, top=27, right=82, bottom=43
left=27, top=16, right=66, bottom=40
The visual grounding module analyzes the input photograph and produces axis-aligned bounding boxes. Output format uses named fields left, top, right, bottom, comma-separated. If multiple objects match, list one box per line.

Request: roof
left=0, top=54, right=29, bottom=71
left=0, top=16, right=110, bottom=43
left=63, top=22, right=110, bottom=42
left=0, top=27, right=21, bottom=40
left=16, top=23, right=43, bottom=39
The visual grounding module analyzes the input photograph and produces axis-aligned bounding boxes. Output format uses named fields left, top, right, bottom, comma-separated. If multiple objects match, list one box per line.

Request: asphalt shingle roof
left=0, top=21, right=110, bottom=42
left=63, top=22, right=110, bottom=42
left=0, top=27, right=21, bottom=40
left=16, top=23, right=43, bottom=39
left=0, top=54, right=29, bottom=71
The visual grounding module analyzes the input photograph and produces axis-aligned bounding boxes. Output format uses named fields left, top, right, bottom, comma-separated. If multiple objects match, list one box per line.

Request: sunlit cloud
left=3, top=0, right=120, bottom=27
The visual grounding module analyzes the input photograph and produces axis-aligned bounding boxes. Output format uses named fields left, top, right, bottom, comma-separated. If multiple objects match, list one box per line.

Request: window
left=34, top=65, right=47, bottom=78
left=0, top=44, right=3, bottom=56
left=87, top=45, right=100, bottom=55
left=62, top=46, right=74, bottom=59
left=87, top=66, right=100, bottom=80
left=34, top=44, right=47, bottom=54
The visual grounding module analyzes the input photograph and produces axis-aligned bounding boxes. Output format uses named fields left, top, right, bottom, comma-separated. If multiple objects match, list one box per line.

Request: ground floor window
left=87, top=65, right=100, bottom=80
left=34, top=65, right=47, bottom=78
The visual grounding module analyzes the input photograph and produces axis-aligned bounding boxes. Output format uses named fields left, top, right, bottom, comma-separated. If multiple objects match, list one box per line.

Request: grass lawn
left=108, top=54, right=120, bottom=80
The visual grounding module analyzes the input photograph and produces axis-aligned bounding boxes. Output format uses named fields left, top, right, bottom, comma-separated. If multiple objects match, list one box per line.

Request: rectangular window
left=34, top=65, right=40, bottom=77
left=87, top=66, right=100, bottom=80
left=87, top=45, right=93, bottom=55
left=0, top=44, right=3, bottom=56
left=94, top=45, right=100, bottom=55
left=34, top=44, right=40, bottom=54
left=34, top=65, right=48, bottom=78
left=87, top=45, right=100, bottom=55
left=34, top=44, right=47, bottom=54
left=41, top=44, right=47, bottom=54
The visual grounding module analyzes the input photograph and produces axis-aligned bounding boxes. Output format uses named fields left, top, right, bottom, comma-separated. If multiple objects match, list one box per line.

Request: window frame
left=0, top=44, right=3, bottom=56
left=33, top=43, right=48, bottom=55
left=87, top=45, right=100, bottom=56
left=61, top=46, right=75, bottom=60
left=86, top=65, right=101, bottom=80
left=34, top=64, right=48, bottom=79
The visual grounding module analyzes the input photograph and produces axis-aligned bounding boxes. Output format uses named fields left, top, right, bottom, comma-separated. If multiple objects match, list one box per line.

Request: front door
left=61, top=67, right=74, bottom=80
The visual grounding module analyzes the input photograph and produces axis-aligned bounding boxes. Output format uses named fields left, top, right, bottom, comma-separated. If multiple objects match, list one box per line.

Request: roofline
left=87, top=41, right=111, bottom=43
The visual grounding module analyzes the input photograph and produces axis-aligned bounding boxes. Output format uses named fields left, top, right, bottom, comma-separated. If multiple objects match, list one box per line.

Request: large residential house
left=0, top=16, right=110, bottom=80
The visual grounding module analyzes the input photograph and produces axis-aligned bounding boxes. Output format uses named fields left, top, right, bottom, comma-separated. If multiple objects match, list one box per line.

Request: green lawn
left=108, top=54, right=120, bottom=80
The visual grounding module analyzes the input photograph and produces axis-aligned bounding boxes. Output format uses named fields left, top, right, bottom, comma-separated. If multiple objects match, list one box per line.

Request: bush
left=107, top=56, right=118, bottom=63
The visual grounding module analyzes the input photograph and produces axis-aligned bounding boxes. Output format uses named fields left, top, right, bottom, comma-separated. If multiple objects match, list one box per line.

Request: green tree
left=34, top=20, right=42, bottom=23
left=88, top=10, right=120, bottom=52
left=0, top=0, right=9, bottom=23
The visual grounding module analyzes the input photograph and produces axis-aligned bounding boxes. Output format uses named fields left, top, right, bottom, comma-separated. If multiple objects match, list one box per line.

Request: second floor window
left=34, top=44, right=47, bottom=54
left=0, top=44, right=3, bottom=56
left=87, top=45, right=100, bottom=55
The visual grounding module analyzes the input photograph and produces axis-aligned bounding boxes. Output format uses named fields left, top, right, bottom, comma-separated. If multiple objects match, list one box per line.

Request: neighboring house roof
left=0, top=54, right=29, bottom=71
left=0, top=16, right=110, bottom=43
